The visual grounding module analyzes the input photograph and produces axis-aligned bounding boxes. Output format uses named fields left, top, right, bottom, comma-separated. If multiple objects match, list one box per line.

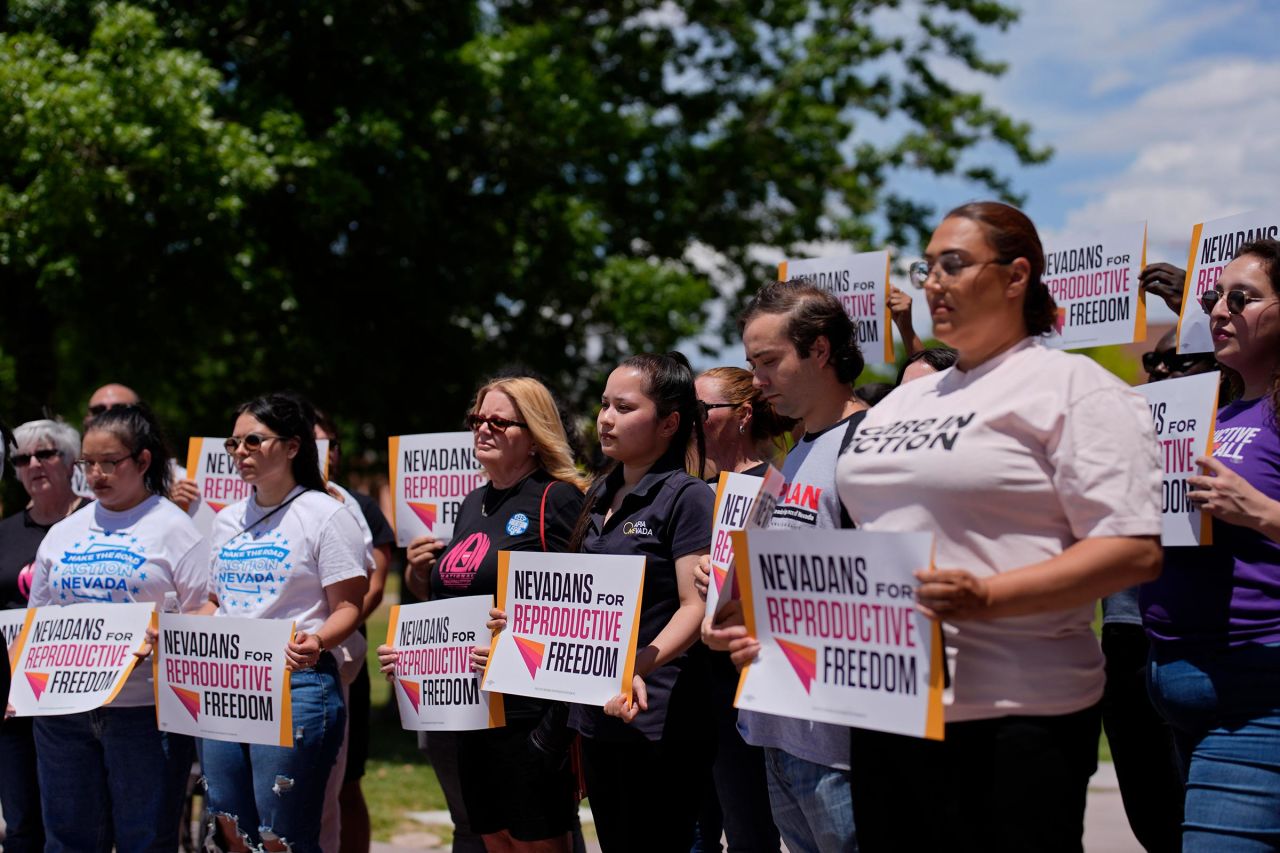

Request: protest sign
left=1136, top=372, right=1219, bottom=546
left=7, top=602, right=152, bottom=716
left=780, top=251, right=894, bottom=364
left=705, top=466, right=785, bottom=619
left=1043, top=223, right=1147, bottom=349
left=1, top=608, right=29, bottom=668
left=185, top=438, right=329, bottom=537
left=481, top=551, right=644, bottom=706
left=733, top=528, right=944, bottom=740
left=389, top=433, right=485, bottom=546
left=154, top=613, right=294, bottom=746
left=1177, top=209, right=1280, bottom=353
left=387, top=596, right=504, bottom=731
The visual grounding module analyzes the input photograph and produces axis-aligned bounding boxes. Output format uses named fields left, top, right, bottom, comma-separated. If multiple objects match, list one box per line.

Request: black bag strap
left=837, top=409, right=868, bottom=530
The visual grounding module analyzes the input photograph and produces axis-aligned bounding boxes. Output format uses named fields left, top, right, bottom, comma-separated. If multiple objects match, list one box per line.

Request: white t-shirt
left=328, top=482, right=375, bottom=574
left=29, top=495, right=210, bottom=707
left=210, top=486, right=367, bottom=634
left=837, top=338, right=1161, bottom=722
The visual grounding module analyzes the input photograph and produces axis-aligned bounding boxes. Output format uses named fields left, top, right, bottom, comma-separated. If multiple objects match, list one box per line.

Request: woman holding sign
left=26, top=405, right=209, bottom=853
left=835, top=201, right=1163, bottom=851
left=1142, top=239, right=1280, bottom=850
left=379, top=376, right=588, bottom=852
left=561, top=352, right=715, bottom=850
left=198, top=393, right=368, bottom=853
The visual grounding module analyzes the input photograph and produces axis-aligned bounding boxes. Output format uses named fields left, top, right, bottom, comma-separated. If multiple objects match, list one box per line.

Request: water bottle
left=161, top=591, right=180, bottom=614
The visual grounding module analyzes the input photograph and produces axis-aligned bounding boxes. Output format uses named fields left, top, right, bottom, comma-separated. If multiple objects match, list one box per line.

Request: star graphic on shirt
left=257, top=597, right=264, bottom=603
left=130, top=537, right=138, bottom=544
left=104, top=530, right=114, bottom=536
left=131, top=586, right=140, bottom=594
left=73, top=541, right=80, bottom=548
left=87, top=534, right=96, bottom=541
left=267, top=587, right=277, bottom=595
left=139, top=572, right=147, bottom=580
left=283, top=562, right=292, bottom=571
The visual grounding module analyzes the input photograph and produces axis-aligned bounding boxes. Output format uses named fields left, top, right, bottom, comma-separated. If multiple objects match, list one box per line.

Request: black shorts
left=342, top=660, right=371, bottom=784
left=456, top=718, right=578, bottom=841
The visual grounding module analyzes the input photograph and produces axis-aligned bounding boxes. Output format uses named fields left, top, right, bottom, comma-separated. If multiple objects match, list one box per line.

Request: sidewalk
left=371, top=763, right=1142, bottom=852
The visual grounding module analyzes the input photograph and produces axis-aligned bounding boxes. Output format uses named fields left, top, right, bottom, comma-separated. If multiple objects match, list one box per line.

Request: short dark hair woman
left=837, top=202, right=1163, bottom=851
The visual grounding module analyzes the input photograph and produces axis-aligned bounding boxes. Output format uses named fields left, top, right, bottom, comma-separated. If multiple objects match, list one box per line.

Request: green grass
left=361, top=578, right=448, bottom=842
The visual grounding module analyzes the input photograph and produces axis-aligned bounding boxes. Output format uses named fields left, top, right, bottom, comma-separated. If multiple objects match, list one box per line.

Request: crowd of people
left=2, top=199, right=1280, bottom=853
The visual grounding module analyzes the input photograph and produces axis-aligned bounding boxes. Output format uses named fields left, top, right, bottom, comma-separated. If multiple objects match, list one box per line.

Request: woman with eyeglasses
left=697, top=366, right=794, bottom=480
left=0, top=420, right=84, bottom=853
left=378, top=376, right=588, bottom=852
left=24, top=405, right=208, bottom=853
left=1141, top=239, right=1280, bottom=851
left=835, top=201, right=1163, bottom=851
left=193, top=392, right=367, bottom=853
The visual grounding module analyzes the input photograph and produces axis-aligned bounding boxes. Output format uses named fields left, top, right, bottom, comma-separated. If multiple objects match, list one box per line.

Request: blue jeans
left=33, top=705, right=194, bottom=853
left=1149, top=642, right=1280, bottom=852
left=762, top=747, right=856, bottom=853
left=201, top=659, right=345, bottom=853
left=0, top=716, right=44, bottom=853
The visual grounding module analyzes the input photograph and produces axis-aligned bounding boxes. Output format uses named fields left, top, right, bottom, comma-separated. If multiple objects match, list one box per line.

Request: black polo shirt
left=569, top=459, right=714, bottom=742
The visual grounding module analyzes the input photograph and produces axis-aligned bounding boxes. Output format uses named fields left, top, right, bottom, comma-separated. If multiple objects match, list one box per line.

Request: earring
left=738, top=423, right=745, bottom=435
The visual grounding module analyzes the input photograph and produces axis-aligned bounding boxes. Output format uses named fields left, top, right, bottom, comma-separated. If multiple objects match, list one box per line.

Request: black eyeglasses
left=224, top=433, right=285, bottom=453
left=1142, top=350, right=1211, bottom=375
left=75, top=453, right=138, bottom=475
left=908, top=252, right=1014, bottom=289
left=12, top=448, right=61, bottom=467
left=1200, top=289, right=1268, bottom=315
left=466, top=415, right=527, bottom=433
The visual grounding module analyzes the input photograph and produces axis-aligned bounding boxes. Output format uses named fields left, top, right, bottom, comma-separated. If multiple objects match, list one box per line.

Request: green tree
left=1, top=0, right=1047, bottom=460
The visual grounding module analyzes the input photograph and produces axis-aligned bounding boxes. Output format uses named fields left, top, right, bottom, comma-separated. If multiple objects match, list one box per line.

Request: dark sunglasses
left=466, top=414, right=527, bottom=433
left=12, top=448, right=62, bottom=467
left=699, top=401, right=741, bottom=422
left=87, top=402, right=131, bottom=417
left=1200, top=289, right=1266, bottom=315
left=224, top=433, right=284, bottom=453
left=1142, top=350, right=1210, bottom=374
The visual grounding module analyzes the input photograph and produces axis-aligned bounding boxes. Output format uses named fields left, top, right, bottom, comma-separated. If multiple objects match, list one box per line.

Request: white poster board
left=780, top=251, right=894, bottom=365
left=1177, top=210, right=1280, bottom=353
left=1136, top=372, right=1221, bottom=546
left=389, top=433, right=485, bottom=546
left=1043, top=222, right=1147, bottom=349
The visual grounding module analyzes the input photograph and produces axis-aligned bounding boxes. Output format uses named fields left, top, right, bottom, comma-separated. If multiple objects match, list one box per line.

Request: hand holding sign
left=604, top=674, right=648, bottom=723
left=1188, top=455, right=1278, bottom=531
left=1140, top=262, right=1187, bottom=315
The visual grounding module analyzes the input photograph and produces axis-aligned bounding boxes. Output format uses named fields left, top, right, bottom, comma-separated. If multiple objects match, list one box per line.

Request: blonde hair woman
left=380, top=375, right=587, bottom=852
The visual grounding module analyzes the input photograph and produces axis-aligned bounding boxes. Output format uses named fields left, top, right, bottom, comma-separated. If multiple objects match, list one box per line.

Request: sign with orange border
left=1177, top=210, right=1280, bottom=353
left=1, top=609, right=28, bottom=670
left=387, top=596, right=505, bottom=731
left=6, top=602, right=152, bottom=716
left=732, top=528, right=944, bottom=740
left=779, top=251, right=894, bottom=365
left=1042, top=222, right=1147, bottom=350
left=481, top=551, right=644, bottom=707
left=705, top=466, right=785, bottom=619
left=154, top=612, right=295, bottom=747
left=1136, top=372, right=1221, bottom=546
left=388, top=433, right=485, bottom=546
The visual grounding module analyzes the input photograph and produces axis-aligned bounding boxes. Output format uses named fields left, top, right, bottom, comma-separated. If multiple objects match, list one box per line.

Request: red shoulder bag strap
left=539, top=481, right=555, bottom=551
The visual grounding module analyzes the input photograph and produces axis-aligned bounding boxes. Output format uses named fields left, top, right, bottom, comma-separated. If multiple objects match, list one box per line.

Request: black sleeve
left=353, top=492, right=395, bottom=548
left=540, top=481, right=585, bottom=553
left=668, top=479, right=715, bottom=559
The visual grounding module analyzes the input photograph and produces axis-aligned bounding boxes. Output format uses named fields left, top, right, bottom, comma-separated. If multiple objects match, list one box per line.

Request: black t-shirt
left=570, top=459, right=715, bottom=742
left=0, top=506, right=75, bottom=712
left=430, top=470, right=585, bottom=720
left=352, top=491, right=395, bottom=549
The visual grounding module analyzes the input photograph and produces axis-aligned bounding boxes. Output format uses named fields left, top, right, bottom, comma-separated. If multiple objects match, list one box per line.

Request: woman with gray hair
left=0, top=418, right=84, bottom=853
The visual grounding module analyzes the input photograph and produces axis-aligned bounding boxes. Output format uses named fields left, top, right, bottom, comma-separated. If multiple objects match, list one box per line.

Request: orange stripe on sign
left=620, top=560, right=646, bottom=703
left=1134, top=224, right=1148, bottom=343
left=1175, top=223, right=1204, bottom=352
left=882, top=251, right=894, bottom=362
left=387, top=436, right=400, bottom=536
left=731, top=529, right=756, bottom=707
left=778, top=261, right=788, bottom=281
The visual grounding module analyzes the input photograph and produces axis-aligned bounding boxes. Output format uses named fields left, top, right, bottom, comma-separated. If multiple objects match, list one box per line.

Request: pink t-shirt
left=836, top=337, right=1161, bottom=721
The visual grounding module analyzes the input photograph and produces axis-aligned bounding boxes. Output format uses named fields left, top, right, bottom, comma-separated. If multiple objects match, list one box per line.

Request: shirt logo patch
left=53, top=534, right=148, bottom=603
left=441, top=532, right=489, bottom=589
left=622, top=520, right=654, bottom=536
left=506, top=513, right=530, bottom=536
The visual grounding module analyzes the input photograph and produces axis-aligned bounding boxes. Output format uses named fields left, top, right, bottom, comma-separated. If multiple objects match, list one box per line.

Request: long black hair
left=85, top=403, right=174, bottom=497
left=569, top=351, right=706, bottom=551
left=236, top=392, right=327, bottom=492
left=0, top=418, right=13, bottom=479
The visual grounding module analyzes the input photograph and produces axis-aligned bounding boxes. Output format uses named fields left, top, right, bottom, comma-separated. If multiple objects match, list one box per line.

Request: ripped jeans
left=200, top=655, right=345, bottom=853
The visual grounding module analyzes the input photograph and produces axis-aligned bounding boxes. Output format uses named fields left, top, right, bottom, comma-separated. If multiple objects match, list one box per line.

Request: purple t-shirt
left=1142, top=397, right=1280, bottom=650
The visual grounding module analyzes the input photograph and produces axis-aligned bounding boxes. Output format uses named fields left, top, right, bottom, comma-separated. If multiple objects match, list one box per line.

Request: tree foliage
left=0, top=0, right=1048, bottom=461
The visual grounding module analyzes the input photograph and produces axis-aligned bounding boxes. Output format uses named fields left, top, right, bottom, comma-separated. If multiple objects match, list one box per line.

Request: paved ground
left=371, top=762, right=1143, bottom=853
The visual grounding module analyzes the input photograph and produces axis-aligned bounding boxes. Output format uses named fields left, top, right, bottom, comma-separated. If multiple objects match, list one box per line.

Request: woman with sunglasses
left=0, top=419, right=84, bottom=853
left=694, top=366, right=792, bottom=851
left=25, top=405, right=209, bottom=853
left=194, top=392, right=367, bottom=853
left=835, top=201, right=1163, bottom=851
left=1142, top=239, right=1280, bottom=851
left=379, top=376, right=589, bottom=852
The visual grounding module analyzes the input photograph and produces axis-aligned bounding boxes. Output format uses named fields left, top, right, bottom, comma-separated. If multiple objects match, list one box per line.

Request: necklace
left=480, top=471, right=536, bottom=517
